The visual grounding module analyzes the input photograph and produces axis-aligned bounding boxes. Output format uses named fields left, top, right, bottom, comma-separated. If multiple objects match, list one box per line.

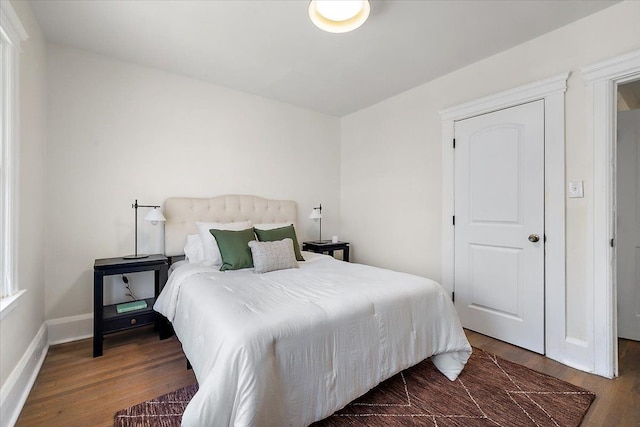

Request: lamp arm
left=133, top=202, right=161, bottom=209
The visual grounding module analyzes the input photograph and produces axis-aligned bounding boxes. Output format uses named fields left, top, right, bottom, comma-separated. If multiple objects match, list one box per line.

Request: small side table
left=93, top=254, right=168, bottom=357
left=302, top=241, right=350, bottom=262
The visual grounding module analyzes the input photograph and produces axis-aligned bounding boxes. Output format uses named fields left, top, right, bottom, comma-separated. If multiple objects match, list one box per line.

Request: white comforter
left=154, top=252, right=471, bottom=427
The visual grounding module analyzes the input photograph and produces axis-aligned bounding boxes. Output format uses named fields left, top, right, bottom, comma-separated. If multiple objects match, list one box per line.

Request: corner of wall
left=0, top=312, right=95, bottom=427
left=0, top=322, right=48, bottom=427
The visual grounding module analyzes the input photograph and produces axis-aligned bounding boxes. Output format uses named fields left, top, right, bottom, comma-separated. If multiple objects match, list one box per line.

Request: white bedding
left=154, top=252, right=472, bottom=427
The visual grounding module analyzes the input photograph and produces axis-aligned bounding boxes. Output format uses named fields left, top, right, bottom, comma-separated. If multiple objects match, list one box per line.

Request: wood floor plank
left=15, top=327, right=640, bottom=426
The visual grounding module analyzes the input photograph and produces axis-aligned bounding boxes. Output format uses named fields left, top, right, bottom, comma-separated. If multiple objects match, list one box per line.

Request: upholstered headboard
left=164, top=195, right=297, bottom=256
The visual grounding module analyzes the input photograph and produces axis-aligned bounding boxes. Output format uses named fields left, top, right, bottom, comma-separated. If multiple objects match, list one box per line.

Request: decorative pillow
left=248, top=239, right=299, bottom=274
left=183, top=234, right=205, bottom=264
left=196, top=220, right=253, bottom=265
left=209, top=228, right=256, bottom=271
left=254, top=225, right=305, bottom=261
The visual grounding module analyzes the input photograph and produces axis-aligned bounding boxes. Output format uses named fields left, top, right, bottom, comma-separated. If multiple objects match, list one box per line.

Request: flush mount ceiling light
left=308, top=0, right=370, bottom=33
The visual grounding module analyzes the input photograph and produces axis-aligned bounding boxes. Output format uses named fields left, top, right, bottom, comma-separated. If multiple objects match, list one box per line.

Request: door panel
left=470, top=126, right=521, bottom=223
left=469, top=244, right=521, bottom=317
left=617, top=109, right=640, bottom=341
left=455, top=100, right=545, bottom=353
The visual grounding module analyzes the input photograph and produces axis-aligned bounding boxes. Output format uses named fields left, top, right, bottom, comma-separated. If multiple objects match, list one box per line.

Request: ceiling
left=29, top=0, right=620, bottom=117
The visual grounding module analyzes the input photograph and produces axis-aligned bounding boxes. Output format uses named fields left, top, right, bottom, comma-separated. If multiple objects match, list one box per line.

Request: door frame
left=583, top=49, right=640, bottom=378
left=440, top=73, right=569, bottom=362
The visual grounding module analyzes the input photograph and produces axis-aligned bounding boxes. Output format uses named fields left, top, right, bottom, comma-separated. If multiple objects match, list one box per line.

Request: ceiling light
left=308, top=0, right=370, bottom=33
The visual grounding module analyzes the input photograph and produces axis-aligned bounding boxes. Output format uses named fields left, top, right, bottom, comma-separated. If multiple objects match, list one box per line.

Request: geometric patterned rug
left=114, top=348, right=595, bottom=427
left=313, top=348, right=595, bottom=426
left=114, top=384, right=197, bottom=427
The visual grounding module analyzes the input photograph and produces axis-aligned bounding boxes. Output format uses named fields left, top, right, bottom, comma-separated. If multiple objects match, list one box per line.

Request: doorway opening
left=616, top=79, right=640, bottom=369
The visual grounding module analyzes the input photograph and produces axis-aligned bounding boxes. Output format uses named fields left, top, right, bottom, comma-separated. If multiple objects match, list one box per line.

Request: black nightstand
left=93, top=254, right=168, bottom=357
left=302, top=241, right=350, bottom=262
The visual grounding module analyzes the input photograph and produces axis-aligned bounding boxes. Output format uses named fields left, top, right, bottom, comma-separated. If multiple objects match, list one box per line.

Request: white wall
left=45, top=44, right=340, bottom=320
left=340, top=0, right=640, bottom=363
left=0, top=0, right=47, bottom=387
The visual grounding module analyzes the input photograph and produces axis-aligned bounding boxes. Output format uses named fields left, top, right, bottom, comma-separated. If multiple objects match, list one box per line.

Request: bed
left=153, top=195, right=472, bottom=427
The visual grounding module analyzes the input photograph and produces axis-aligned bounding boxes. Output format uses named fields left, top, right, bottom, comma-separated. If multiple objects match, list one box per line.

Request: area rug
left=114, top=348, right=595, bottom=427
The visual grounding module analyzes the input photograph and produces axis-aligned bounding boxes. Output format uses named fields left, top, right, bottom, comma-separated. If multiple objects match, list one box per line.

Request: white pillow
left=254, top=222, right=292, bottom=231
left=183, top=234, right=205, bottom=264
left=196, top=220, right=253, bottom=266
left=248, top=238, right=299, bottom=274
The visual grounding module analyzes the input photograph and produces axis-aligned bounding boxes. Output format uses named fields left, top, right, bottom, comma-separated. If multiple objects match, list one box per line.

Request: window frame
left=0, top=0, right=28, bottom=312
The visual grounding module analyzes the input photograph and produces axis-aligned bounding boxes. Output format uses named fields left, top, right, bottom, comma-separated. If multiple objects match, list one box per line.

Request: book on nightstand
left=116, top=300, right=148, bottom=313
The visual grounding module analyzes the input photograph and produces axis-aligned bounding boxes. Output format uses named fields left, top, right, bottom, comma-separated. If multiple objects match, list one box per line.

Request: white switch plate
left=568, top=180, right=584, bottom=198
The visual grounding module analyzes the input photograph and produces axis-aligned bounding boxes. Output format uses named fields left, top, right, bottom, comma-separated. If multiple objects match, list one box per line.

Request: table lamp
left=309, top=203, right=323, bottom=243
left=124, top=199, right=166, bottom=259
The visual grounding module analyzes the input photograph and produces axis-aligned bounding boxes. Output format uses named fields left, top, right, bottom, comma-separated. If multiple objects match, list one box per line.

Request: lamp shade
left=309, top=209, right=322, bottom=219
left=144, top=208, right=166, bottom=223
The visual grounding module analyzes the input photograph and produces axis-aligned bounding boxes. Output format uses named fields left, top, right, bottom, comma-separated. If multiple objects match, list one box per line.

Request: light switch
left=568, top=181, right=584, bottom=198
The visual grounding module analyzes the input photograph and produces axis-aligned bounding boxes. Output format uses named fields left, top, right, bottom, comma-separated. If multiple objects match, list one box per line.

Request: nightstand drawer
left=103, top=310, right=156, bottom=333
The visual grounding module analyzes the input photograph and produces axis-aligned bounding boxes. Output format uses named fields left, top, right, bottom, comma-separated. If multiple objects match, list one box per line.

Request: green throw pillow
left=254, top=225, right=305, bottom=261
left=209, top=228, right=256, bottom=271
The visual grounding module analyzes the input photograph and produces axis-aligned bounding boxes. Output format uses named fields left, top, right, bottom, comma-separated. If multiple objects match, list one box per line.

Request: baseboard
left=46, top=312, right=93, bottom=345
left=0, top=322, right=48, bottom=427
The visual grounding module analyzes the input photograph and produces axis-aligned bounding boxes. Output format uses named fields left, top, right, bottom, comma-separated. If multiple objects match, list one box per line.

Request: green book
left=116, top=300, right=148, bottom=314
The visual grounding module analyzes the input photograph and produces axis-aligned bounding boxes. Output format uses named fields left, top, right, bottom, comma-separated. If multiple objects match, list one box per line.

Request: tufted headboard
left=163, top=195, right=297, bottom=257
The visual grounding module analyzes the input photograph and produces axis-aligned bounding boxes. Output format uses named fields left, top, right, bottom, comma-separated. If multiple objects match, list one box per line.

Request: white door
left=617, top=109, right=640, bottom=341
left=454, top=100, right=545, bottom=354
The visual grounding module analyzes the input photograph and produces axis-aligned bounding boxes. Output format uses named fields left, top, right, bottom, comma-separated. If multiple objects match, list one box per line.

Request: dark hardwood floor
left=16, top=327, right=196, bottom=427
left=15, top=327, right=640, bottom=426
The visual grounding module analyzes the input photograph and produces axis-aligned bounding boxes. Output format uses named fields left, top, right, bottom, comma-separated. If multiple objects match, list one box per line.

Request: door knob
left=528, top=234, right=540, bottom=243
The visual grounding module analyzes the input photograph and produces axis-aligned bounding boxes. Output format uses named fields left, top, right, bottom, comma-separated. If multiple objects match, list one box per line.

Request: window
left=0, top=2, right=27, bottom=306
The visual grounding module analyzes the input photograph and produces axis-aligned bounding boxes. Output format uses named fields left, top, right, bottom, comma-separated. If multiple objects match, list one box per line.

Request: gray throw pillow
left=248, top=238, right=299, bottom=274
left=254, top=225, right=305, bottom=261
